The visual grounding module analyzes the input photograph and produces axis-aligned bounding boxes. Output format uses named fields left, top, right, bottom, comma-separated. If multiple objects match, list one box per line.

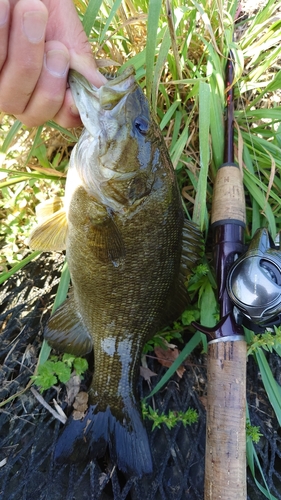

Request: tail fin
left=54, top=403, right=153, bottom=477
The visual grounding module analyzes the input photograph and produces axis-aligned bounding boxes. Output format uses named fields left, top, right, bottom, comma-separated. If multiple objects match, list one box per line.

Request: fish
left=28, top=66, right=203, bottom=477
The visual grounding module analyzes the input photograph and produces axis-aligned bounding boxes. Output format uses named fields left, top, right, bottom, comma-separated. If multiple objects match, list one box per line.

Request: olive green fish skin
left=37, top=69, right=202, bottom=476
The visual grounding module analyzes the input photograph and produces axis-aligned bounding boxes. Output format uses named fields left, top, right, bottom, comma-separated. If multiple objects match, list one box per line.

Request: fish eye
left=134, top=116, right=149, bottom=135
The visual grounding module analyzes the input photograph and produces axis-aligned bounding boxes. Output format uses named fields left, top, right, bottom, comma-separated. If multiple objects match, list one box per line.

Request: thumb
left=69, top=50, right=107, bottom=87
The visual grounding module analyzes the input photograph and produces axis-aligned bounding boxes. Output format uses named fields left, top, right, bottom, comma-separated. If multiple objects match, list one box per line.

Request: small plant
left=246, top=421, right=262, bottom=444
left=143, top=327, right=184, bottom=354
left=142, top=402, right=198, bottom=431
left=31, top=353, right=88, bottom=393
left=247, top=326, right=281, bottom=356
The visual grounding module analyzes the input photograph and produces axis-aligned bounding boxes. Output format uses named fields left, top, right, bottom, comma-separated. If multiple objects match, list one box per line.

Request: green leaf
left=199, top=279, right=217, bottom=328
left=255, top=348, right=281, bottom=427
left=145, top=330, right=203, bottom=400
left=82, top=0, right=103, bottom=36
left=51, top=260, right=70, bottom=314
left=62, top=353, right=76, bottom=367
left=0, top=251, right=41, bottom=285
left=39, top=260, right=70, bottom=366
left=193, top=81, right=210, bottom=230
left=146, top=0, right=162, bottom=102
left=0, top=120, right=22, bottom=154
left=73, top=357, right=88, bottom=376
left=53, top=361, right=72, bottom=384
left=99, top=0, right=123, bottom=43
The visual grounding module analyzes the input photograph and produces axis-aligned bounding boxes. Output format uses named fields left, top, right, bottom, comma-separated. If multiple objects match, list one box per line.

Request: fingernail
left=94, top=70, right=108, bottom=86
left=0, top=0, right=9, bottom=26
left=70, top=103, right=79, bottom=116
left=23, top=11, right=47, bottom=43
left=45, top=50, right=70, bottom=77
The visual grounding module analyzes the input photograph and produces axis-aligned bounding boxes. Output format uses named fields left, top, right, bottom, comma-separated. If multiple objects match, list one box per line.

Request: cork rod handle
left=204, top=338, right=247, bottom=500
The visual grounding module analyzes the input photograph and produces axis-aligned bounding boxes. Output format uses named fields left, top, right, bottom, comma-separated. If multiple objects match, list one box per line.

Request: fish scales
left=28, top=67, right=203, bottom=477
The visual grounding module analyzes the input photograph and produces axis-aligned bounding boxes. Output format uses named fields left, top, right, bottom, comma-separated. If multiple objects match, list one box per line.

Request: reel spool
left=227, top=228, right=281, bottom=332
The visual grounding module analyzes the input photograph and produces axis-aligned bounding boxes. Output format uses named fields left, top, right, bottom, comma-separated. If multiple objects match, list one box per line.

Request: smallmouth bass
left=29, top=67, right=203, bottom=477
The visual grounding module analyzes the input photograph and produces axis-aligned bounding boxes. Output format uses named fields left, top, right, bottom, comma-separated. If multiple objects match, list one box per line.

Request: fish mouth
left=69, top=66, right=137, bottom=118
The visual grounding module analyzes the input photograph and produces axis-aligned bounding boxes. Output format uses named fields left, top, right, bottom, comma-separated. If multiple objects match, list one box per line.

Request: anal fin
left=45, top=295, right=92, bottom=356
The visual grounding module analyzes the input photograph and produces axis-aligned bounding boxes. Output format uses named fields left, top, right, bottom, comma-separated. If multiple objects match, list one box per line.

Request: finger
left=0, top=0, right=48, bottom=115
left=15, top=41, right=70, bottom=127
left=53, top=56, right=108, bottom=129
left=52, top=88, right=83, bottom=129
left=0, top=0, right=10, bottom=70
left=61, top=51, right=107, bottom=126
left=69, top=50, right=107, bottom=87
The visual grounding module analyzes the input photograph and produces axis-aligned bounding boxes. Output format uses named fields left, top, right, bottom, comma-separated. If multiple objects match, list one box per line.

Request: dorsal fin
left=161, top=220, right=204, bottom=325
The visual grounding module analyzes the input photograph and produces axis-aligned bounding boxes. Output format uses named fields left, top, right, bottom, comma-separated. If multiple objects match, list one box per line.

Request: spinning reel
left=227, top=228, right=281, bottom=332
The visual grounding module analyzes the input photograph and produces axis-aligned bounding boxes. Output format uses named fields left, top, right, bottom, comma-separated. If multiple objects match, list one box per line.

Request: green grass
left=1, top=1, right=281, bottom=495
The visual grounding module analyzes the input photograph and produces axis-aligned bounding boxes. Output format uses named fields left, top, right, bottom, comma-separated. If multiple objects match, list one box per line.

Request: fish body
left=29, top=67, right=203, bottom=477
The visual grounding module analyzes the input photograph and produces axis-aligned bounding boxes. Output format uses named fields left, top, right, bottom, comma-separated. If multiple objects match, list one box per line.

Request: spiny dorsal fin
left=161, top=220, right=204, bottom=326
left=28, top=208, right=67, bottom=251
left=181, top=220, right=204, bottom=276
left=45, top=295, right=92, bottom=356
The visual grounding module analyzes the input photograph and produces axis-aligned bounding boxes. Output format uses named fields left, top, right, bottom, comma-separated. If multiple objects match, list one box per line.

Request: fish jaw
left=67, top=69, right=157, bottom=212
left=68, top=67, right=137, bottom=147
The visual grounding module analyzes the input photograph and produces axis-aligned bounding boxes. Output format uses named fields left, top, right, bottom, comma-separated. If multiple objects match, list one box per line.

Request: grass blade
left=255, top=348, right=281, bottom=427
left=1, top=120, right=22, bottom=153
left=0, top=251, right=41, bottom=285
left=99, top=0, right=123, bottom=43
left=39, top=259, right=70, bottom=365
left=82, top=0, right=103, bottom=36
left=145, top=330, right=203, bottom=400
left=146, top=0, right=162, bottom=103
left=193, top=81, right=210, bottom=230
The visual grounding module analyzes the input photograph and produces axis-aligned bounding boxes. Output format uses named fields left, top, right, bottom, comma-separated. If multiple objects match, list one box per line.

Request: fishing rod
left=194, top=52, right=247, bottom=499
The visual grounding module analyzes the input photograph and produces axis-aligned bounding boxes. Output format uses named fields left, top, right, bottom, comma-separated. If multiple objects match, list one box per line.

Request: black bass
left=29, top=67, right=203, bottom=477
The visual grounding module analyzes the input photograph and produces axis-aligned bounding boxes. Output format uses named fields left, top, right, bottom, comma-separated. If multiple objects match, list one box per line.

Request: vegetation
left=1, top=0, right=281, bottom=496
left=31, top=353, right=88, bottom=392
left=142, top=402, right=199, bottom=430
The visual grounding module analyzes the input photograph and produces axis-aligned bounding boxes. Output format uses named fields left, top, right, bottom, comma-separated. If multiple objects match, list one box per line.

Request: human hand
left=0, top=0, right=107, bottom=127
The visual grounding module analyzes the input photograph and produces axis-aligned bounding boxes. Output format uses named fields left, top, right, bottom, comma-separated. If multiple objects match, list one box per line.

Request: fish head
left=67, top=67, right=165, bottom=211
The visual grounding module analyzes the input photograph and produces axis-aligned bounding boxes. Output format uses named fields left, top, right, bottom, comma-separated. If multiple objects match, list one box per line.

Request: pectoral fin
left=28, top=208, right=68, bottom=251
left=88, top=215, right=126, bottom=267
left=35, top=197, right=64, bottom=223
left=69, top=187, right=126, bottom=268
left=45, top=295, right=92, bottom=356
